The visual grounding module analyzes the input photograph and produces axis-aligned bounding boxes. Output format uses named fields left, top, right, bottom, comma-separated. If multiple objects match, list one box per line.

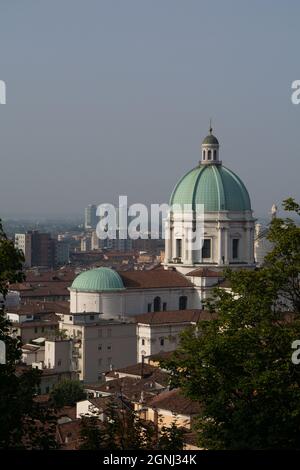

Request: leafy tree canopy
left=0, top=221, right=57, bottom=449
left=161, top=199, right=300, bottom=449
left=50, top=379, right=86, bottom=408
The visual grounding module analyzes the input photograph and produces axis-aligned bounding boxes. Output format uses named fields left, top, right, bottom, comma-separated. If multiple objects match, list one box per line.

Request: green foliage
left=79, top=399, right=184, bottom=450
left=158, top=421, right=185, bottom=450
left=0, top=221, right=57, bottom=449
left=161, top=199, right=300, bottom=449
left=79, top=416, right=105, bottom=450
left=50, top=379, right=86, bottom=408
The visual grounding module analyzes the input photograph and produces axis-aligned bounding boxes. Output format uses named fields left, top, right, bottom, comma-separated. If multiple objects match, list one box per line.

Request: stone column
left=217, top=224, right=223, bottom=265
left=224, top=228, right=229, bottom=264
left=164, top=221, right=171, bottom=262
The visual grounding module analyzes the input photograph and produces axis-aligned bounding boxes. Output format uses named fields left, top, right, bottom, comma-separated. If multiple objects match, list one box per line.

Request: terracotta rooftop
left=148, top=388, right=202, bottom=416
left=106, top=362, right=158, bottom=378
left=135, top=309, right=216, bottom=325
left=118, top=270, right=194, bottom=289
left=186, top=268, right=224, bottom=278
left=146, top=350, right=175, bottom=362
left=86, top=374, right=168, bottom=402
left=12, top=313, right=60, bottom=329
left=56, top=419, right=81, bottom=450
left=6, top=300, right=70, bottom=315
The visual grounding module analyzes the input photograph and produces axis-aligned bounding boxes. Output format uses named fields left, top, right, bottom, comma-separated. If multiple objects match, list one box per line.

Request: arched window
left=213, top=150, right=217, bottom=160
left=154, top=296, right=161, bottom=312
left=202, top=150, right=206, bottom=160
left=179, top=296, right=187, bottom=310
left=208, top=150, right=212, bottom=160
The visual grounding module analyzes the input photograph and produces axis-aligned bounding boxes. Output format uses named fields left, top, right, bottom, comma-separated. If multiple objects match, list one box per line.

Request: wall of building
left=60, top=319, right=137, bottom=383
left=45, top=340, right=72, bottom=371
left=137, top=322, right=193, bottom=362
left=165, top=210, right=255, bottom=273
left=70, top=287, right=201, bottom=318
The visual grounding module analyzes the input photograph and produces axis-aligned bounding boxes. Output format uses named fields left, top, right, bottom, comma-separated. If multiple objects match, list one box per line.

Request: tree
left=50, top=379, right=86, bottom=408
left=0, top=221, right=57, bottom=449
left=79, top=416, right=105, bottom=450
left=161, top=199, right=300, bottom=449
left=78, top=398, right=185, bottom=450
left=158, top=421, right=185, bottom=450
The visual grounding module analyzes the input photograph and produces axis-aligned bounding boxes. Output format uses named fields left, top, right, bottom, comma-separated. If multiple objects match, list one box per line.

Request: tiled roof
left=148, top=388, right=202, bottom=416
left=12, top=313, right=60, bottom=329
left=135, top=309, right=215, bottom=325
left=119, top=270, right=194, bottom=289
left=56, top=419, right=81, bottom=450
left=186, top=268, right=224, bottom=278
left=106, top=363, right=158, bottom=378
left=86, top=375, right=168, bottom=402
left=6, top=300, right=70, bottom=315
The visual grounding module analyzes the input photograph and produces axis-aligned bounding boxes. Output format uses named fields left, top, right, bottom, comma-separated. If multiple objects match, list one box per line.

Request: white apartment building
left=59, top=312, right=137, bottom=383
left=135, top=309, right=213, bottom=362
left=15, top=233, right=32, bottom=267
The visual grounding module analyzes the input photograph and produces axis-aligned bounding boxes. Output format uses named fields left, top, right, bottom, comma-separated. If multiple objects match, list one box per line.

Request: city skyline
left=0, top=1, right=299, bottom=217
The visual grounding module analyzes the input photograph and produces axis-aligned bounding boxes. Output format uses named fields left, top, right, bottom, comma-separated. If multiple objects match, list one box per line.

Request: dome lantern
left=201, top=124, right=221, bottom=165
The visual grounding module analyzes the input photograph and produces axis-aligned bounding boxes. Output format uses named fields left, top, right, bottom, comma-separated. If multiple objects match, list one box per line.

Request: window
left=98, top=344, right=102, bottom=351
left=232, top=239, right=239, bottom=259
left=142, top=339, right=145, bottom=345
left=203, top=150, right=205, bottom=160
left=57, top=360, right=61, bottom=366
left=107, top=345, right=111, bottom=351
left=154, top=296, right=161, bottom=312
left=179, top=296, right=187, bottom=310
left=98, top=358, right=102, bottom=366
left=89, top=315, right=95, bottom=321
left=160, top=338, right=164, bottom=346
left=176, top=239, right=182, bottom=258
left=208, top=150, right=212, bottom=160
left=147, top=303, right=152, bottom=312
left=214, top=150, right=217, bottom=160
left=45, top=386, right=50, bottom=394
left=202, top=239, right=211, bottom=259
left=69, top=316, right=73, bottom=321
left=163, top=302, right=167, bottom=311
left=107, top=357, right=112, bottom=364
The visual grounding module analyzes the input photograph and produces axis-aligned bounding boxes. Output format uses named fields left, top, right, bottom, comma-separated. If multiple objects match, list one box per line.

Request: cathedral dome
left=70, top=267, right=125, bottom=292
left=170, top=164, right=251, bottom=212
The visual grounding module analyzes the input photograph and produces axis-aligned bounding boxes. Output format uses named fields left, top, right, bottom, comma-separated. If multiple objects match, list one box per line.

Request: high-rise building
left=84, top=204, right=98, bottom=230
left=56, top=240, right=70, bottom=265
left=15, top=233, right=32, bottom=267
left=15, top=231, right=57, bottom=268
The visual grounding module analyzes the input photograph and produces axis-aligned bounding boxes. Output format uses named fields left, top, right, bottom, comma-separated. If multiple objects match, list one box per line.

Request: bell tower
left=201, top=125, right=221, bottom=165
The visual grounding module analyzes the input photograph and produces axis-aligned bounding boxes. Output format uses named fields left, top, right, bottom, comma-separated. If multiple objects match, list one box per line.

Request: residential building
left=59, top=312, right=137, bottom=383
left=84, top=204, right=97, bottom=230
left=135, top=309, right=215, bottom=362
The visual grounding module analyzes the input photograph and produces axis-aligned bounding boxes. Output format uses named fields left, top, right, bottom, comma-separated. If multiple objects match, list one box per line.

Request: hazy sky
left=0, top=0, right=299, bottom=218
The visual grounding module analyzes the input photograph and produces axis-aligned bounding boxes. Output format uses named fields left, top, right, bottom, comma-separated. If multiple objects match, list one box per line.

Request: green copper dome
left=71, top=267, right=125, bottom=292
left=170, top=164, right=251, bottom=212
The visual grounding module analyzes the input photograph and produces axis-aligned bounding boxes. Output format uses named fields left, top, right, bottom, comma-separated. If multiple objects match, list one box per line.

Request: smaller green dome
left=202, top=134, right=219, bottom=145
left=71, top=267, right=125, bottom=292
